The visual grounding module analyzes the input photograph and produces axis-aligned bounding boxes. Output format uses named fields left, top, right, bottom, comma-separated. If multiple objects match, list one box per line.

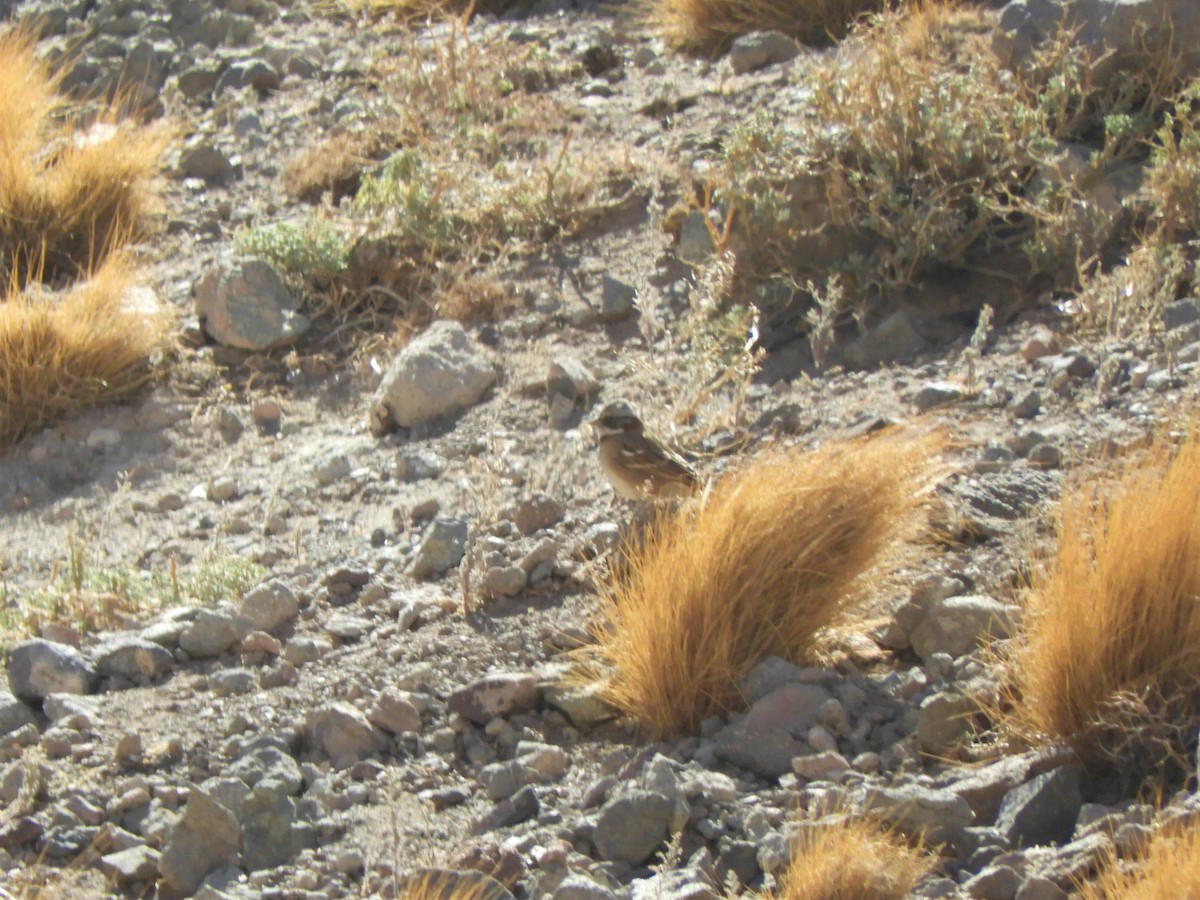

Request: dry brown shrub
left=1077, top=818, right=1200, bottom=900
left=0, top=255, right=167, bottom=447
left=640, top=0, right=887, bottom=53
left=0, top=27, right=167, bottom=287
left=1002, top=427, right=1200, bottom=782
left=435, top=275, right=521, bottom=324
left=577, top=430, right=942, bottom=737
left=765, top=815, right=934, bottom=900
left=285, top=131, right=382, bottom=205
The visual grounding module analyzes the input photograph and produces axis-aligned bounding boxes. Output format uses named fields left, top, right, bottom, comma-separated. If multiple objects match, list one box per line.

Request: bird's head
left=591, top=400, right=643, bottom=437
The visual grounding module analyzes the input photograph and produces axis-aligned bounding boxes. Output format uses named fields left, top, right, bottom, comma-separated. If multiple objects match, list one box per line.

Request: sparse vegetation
left=1001, top=427, right=1200, bottom=785
left=695, top=3, right=1198, bottom=335
left=0, top=255, right=167, bottom=448
left=266, top=26, right=643, bottom=330
left=347, top=0, right=528, bottom=24
left=1146, top=80, right=1200, bottom=242
left=0, top=27, right=167, bottom=288
left=1072, top=241, right=1189, bottom=338
left=764, top=815, right=934, bottom=900
left=0, top=553, right=266, bottom=645
left=576, top=430, right=941, bottom=737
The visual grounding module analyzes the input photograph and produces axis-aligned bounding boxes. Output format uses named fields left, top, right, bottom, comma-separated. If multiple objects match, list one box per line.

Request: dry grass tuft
left=1001, top=427, right=1200, bottom=782
left=0, top=255, right=167, bottom=447
left=640, top=0, right=886, bottom=53
left=0, top=28, right=167, bottom=287
left=578, top=430, right=942, bottom=737
left=393, top=868, right=512, bottom=900
left=764, top=814, right=934, bottom=900
left=1077, top=818, right=1200, bottom=899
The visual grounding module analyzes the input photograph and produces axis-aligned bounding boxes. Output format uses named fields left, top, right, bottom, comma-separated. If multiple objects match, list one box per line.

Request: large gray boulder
left=369, top=320, right=497, bottom=432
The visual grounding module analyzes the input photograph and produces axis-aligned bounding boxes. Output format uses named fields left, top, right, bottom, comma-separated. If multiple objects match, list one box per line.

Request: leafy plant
left=235, top=218, right=352, bottom=285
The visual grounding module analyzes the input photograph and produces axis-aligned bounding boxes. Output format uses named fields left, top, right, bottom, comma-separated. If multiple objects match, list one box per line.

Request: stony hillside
left=2, top=0, right=1200, bottom=898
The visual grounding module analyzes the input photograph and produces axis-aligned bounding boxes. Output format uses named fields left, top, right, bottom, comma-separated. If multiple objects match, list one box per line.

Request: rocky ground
left=2, top=0, right=1200, bottom=897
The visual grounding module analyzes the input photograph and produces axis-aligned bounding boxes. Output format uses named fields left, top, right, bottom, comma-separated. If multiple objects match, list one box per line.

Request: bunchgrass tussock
left=0, top=255, right=167, bottom=447
left=578, top=430, right=942, bottom=737
left=639, top=0, right=885, bottom=54
left=1077, top=818, right=1200, bottom=900
left=392, top=868, right=512, bottom=900
left=763, top=814, right=934, bottom=900
left=0, top=27, right=167, bottom=287
left=1001, top=426, right=1200, bottom=784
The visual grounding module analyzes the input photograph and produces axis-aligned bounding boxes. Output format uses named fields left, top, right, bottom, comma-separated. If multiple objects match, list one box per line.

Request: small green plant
left=962, top=303, right=993, bottom=393
left=235, top=218, right=351, bottom=285
left=805, top=274, right=850, bottom=371
left=353, top=151, right=461, bottom=251
left=186, top=557, right=266, bottom=606
left=0, top=553, right=266, bottom=644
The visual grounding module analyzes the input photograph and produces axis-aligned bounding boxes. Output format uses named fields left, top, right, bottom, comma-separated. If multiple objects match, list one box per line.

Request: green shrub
left=235, top=218, right=351, bottom=285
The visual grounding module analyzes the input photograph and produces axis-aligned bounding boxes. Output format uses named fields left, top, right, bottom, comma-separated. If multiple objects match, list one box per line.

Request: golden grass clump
left=0, top=256, right=167, bottom=447
left=765, top=816, right=934, bottom=900
left=393, top=868, right=512, bottom=900
left=0, top=28, right=167, bottom=287
left=1077, top=820, right=1200, bottom=900
left=1002, top=427, right=1200, bottom=779
left=641, top=0, right=886, bottom=53
left=580, top=430, right=941, bottom=737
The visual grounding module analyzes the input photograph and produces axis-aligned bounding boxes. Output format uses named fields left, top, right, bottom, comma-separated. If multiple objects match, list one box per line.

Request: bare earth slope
left=1, top=1, right=1198, bottom=897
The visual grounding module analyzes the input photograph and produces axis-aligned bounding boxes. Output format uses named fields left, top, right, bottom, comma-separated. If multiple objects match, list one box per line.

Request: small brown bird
left=591, top=400, right=701, bottom=500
